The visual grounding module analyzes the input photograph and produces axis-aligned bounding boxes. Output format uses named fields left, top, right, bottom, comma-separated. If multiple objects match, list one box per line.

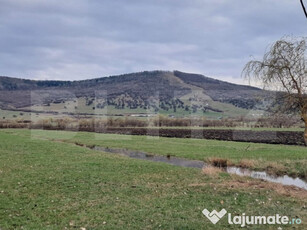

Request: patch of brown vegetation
left=265, top=162, right=287, bottom=176
left=239, top=159, right=256, bottom=168
left=202, top=166, right=222, bottom=176
left=223, top=179, right=307, bottom=200
left=0, top=120, right=29, bottom=129
left=206, top=157, right=231, bottom=168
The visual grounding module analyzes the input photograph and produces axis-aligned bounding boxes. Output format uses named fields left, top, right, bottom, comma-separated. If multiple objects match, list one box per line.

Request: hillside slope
left=0, top=71, right=271, bottom=117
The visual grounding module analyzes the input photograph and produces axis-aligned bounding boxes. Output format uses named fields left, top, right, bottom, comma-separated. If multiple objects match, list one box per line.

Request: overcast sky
left=0, top=0, right=306, bottom=84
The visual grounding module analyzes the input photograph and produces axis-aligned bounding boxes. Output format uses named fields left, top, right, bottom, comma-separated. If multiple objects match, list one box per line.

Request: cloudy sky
left=0, top=0, right=306, bottom=84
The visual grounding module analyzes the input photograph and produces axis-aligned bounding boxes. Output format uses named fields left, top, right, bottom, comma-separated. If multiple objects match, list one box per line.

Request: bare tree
left=300, top=0, right=307, bottom=18
left=243, top=37, right=307, bottom=145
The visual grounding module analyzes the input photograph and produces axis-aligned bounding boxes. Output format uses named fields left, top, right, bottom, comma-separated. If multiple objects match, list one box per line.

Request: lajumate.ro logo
left=202, top=208, right=302, bottom=227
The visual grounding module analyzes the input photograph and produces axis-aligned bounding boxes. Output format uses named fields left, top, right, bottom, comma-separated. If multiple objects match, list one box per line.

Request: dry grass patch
left=223, top=178, right=307, bottom=200
left=202, top=166, right=222, bottom=176
left=206, top=157, right=231, bottom=168
left=238, top=159, right=256, bottom=168
left=265, top=162, right=287, bottom=176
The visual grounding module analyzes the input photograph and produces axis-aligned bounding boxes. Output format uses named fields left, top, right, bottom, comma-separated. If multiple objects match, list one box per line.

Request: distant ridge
left=0, top=70, right=272, bottom=115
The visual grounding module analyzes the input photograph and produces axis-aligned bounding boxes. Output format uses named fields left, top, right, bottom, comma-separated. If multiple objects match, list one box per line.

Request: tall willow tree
left=243, top=37, right=307, bottom=145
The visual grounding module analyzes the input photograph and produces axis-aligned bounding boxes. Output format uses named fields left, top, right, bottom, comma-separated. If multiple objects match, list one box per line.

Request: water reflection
left=93, top=146, right=307, bottom=190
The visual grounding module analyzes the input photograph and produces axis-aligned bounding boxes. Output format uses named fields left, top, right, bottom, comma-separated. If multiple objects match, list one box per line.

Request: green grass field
left=8, top=129, right=307, bottom=178
left=0, top=129, right=306, bottom=229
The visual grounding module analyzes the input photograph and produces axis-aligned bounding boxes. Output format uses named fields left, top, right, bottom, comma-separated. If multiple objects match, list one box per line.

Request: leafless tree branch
left=300, top=0, right=307, bottom=18
left=243, top=37, right=307, bottom=145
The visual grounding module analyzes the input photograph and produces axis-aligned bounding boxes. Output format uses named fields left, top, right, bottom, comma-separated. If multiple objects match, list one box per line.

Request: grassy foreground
left=0, top=129, right=306, bottom=229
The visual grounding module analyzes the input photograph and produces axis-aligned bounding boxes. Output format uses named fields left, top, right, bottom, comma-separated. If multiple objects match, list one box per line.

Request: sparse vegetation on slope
left=0, top=71, right=272, bottom=117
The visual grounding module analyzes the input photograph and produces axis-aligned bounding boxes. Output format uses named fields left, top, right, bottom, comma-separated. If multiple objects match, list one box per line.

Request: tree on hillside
left=243, top=37, right=307, bottom=145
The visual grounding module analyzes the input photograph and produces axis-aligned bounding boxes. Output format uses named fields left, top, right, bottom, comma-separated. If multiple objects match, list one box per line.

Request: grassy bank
left=0, top=129, right=306, bottom=229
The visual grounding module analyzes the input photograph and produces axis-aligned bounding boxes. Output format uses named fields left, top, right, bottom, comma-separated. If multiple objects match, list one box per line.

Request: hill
left=0, top=70, right=273, bottom=118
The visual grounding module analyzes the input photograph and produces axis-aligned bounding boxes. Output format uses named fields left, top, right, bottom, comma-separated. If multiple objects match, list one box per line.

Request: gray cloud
left=0, top=0, right=306, bottom=84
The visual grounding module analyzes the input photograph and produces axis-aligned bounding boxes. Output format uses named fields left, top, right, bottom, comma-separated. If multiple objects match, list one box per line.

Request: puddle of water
left=96, top=146, right=205, bottom=169
left=93, top=146, right=307, bottom=190
left=226, top=167, right=307, bottom=190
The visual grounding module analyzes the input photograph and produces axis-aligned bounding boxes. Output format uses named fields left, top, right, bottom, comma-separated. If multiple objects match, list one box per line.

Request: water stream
left=93, top=146, right=307, bottom=190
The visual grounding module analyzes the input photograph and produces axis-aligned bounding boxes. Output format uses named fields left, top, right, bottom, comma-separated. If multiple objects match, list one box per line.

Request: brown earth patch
left=202, top=166, right=222, bottom=176
left=222, top=179, right=307, bottom=200
left=189, top=180, right=307, bottom=200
